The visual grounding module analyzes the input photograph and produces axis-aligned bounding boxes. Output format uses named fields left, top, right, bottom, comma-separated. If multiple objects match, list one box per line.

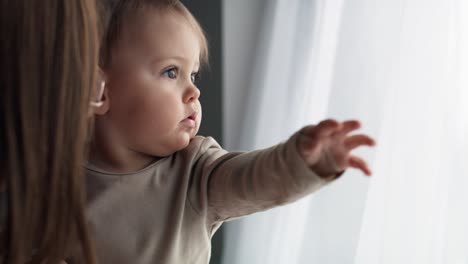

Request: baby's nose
left=183, top=84, right=200, bottom=103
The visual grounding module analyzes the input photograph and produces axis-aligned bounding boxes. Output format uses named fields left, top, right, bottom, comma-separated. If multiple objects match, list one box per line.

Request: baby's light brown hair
left=97, top=0, right=209, bottom=69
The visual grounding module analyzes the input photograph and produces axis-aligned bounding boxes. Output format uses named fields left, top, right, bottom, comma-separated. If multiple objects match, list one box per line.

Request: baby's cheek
left=197, top=102, right=203, bottom=120
left=196, top=105, right=202, bottom=134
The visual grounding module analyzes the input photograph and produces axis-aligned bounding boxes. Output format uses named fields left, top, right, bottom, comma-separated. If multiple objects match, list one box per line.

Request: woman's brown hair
left=0, top=0, right=98, bottom=263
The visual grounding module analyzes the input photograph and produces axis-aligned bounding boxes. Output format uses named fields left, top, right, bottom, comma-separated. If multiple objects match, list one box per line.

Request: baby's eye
left=163, top=67, right=178, bottom=79
left=191, top=72, right=200, bottom=83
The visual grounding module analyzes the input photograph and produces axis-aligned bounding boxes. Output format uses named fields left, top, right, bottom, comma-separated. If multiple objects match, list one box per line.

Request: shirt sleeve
left=188, top=132, right=338, bottom=224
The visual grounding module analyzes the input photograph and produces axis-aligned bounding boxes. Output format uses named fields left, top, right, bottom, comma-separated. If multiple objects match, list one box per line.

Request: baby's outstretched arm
left=297, top=119, right=376, bottom=177
left=196, top=119, right=375, bottom=221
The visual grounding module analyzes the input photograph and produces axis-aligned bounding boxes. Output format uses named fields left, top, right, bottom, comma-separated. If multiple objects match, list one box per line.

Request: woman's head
left=0, top=0, right=98, bottom=263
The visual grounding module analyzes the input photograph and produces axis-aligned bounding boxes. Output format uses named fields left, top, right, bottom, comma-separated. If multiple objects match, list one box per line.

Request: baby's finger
left=314, top=119, right=340, bottom=137
left=344, top=134, right=376, bottom=151
left=299, top=125, right=316, bottom=136
left=300, top=120, right=340, bottom=138
left=348, top=155, right=372, bottom=176
left=337, top=120, right=361, bottom=135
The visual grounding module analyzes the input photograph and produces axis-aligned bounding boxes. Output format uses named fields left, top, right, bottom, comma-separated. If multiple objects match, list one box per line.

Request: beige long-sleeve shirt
left=76, top=133, right=336, bottom=264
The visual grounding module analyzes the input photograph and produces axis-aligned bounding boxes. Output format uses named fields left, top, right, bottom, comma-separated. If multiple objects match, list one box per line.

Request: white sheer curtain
left=221, top=0, right=468, bottom=263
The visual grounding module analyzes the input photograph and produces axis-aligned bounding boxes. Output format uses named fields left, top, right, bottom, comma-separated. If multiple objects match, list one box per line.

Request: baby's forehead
left=120, top=9, right=197, bottom=45
left=110, top=10, right=201, bottom=66
left=101, top=1, right=208, bottom=68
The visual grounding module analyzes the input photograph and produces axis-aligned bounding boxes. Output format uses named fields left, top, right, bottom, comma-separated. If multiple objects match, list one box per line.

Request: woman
left=0, top=0, right=99, bottom=263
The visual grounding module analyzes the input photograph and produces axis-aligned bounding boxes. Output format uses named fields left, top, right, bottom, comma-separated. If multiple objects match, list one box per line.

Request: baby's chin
left=161, top=134, right=196, bottom=155
left=180, top=133, right=200, bottom=150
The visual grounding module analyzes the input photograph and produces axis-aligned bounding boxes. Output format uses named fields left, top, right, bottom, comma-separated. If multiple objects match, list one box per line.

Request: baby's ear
left=90, top=69, right=110, bottom=115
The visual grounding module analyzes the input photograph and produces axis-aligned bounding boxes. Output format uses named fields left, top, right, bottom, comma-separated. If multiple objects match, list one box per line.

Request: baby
left=78, top=0, right=375, bottom=263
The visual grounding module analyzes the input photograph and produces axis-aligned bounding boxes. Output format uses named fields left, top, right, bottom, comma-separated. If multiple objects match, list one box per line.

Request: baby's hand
left=297, top=119, right=376, bottom=178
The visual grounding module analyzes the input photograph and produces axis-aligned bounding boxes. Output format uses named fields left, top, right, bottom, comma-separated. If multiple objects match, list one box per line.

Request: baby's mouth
left=181, top=112, right=197, bottom=128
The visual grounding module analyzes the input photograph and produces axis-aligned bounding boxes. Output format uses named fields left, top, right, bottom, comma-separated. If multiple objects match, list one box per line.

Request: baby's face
left=103, top=10, right=202, bottom=157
